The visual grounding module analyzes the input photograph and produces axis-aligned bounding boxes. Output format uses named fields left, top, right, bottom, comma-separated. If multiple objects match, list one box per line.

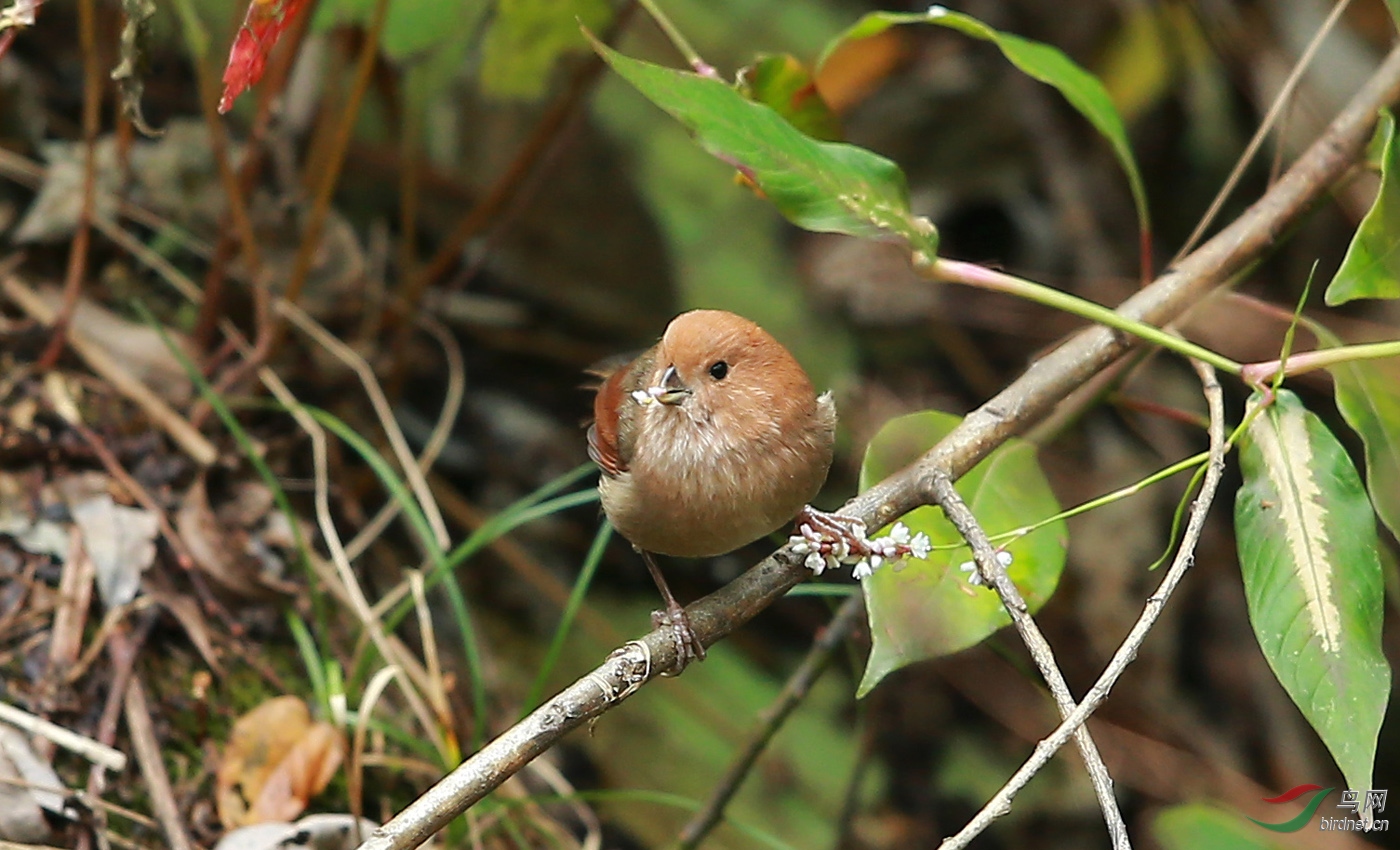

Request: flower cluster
left=790, top=519, right=932, bottom=580
left=958, top=550, right=1014, bottom=586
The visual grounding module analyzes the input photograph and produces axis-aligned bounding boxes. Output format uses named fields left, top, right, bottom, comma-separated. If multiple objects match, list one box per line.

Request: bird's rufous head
left=637, top=309, right=817, bottom=433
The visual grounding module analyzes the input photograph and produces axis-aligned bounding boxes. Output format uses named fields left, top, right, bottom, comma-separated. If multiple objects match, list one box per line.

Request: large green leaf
left=856, top=411, right=1066, bottom=696
left=815, top=7, right=1149, bottom=239
left=591, top=38, right=938, bottom=257
left=1153, top=804, right=1289, bottom=850
left=1310, top=321, right=1400, bottom=542
left=1325, top=109, right=1400, bottom=304
left=1234, top=389, right=1390, bottom=797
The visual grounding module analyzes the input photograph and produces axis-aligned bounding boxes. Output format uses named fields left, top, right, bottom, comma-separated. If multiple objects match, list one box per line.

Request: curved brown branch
left=356, top=42, right=1400, bottom=850
left=939, top=359, right=1228, bottom=849
left=677, top=594, right=866, bottom=849
left=928, top=473, right=1128, bottom=848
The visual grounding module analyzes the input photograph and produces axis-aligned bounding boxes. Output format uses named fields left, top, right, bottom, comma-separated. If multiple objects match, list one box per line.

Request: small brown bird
left=588, top=309, right=838, bottom=663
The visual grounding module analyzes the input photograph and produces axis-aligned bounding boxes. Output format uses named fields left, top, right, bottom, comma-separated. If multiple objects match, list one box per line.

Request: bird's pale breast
left=599, top=392, right=835, bottom=557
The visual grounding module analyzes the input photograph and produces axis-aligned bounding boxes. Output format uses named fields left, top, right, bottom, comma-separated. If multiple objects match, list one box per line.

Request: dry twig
left=928, top=473, right=1128, bottom=848
left=676, top=594, right=865, bottom=849
left=938, top=360, right=1226, bottom=848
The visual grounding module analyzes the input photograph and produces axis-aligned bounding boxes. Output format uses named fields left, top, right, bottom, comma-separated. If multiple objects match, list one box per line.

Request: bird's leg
left=640, top=549, right=707, bottom=667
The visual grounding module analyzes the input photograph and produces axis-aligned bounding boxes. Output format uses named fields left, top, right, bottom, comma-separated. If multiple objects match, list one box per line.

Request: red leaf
left=218, top=0, right=309, bottom=113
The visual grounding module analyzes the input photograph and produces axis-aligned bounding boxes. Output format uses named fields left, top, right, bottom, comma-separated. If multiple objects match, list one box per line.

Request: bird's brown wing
left=588, top=365, right=630, bottom=477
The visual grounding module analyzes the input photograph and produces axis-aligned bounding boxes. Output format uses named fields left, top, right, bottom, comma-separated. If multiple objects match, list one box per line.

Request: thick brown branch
left=356, top=41, right=1400, bottom=850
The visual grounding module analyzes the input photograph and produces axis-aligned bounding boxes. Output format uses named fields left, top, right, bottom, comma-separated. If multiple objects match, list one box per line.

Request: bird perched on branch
left=587, top=309, right=839, bottom=665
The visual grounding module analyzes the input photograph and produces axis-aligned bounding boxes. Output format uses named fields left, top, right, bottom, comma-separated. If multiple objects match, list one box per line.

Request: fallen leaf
left=69, top=493, right=159, bottom=609
left=0, top=722, right=52, bottom=845
left=177, top=477, right=276, bottom=599
left=213, top=813, right=377, bottom=850
left=249, top=722, right=343, bottom=823
left=217, top=696, right=342, bottom=828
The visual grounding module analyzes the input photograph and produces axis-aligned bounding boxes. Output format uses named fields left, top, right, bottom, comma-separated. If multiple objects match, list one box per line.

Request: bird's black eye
left=709, top=360, right=729, bottom=380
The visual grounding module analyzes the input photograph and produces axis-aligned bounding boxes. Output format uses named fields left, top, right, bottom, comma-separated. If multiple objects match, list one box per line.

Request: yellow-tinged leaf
left=1245, top=396, right=1344, bottom=652
left=1234, top=389, right=1390, bottom=798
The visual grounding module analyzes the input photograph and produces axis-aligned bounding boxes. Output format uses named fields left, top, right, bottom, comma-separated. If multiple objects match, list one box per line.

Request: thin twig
left=928, top=473, right=1128, bottom=848
left=1170, top=0, right=1353, bottom=265
left=676, top=594, right=865, bottom=849
left=36, top=0, right=100, bottom=370
left=354, top=42, right=1400, bottom=850
left=279, top=0, right=391, bottom=314
left=78, top=615, right=151, bottom=850
left=938, top=361, right=1226, bottom=849
left=123, top=678, right=195, bottom=850
left=413, top=1, right=638, bottom=292
left=1, top=274, right=219, bottom=466
left=0, top=702, right=126, bottom=773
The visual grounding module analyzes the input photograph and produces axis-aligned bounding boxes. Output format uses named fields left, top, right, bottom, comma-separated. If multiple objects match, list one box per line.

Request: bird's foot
left=790, top=506, right=932, bottom=579
left=651, top=602, right=706, bottom=672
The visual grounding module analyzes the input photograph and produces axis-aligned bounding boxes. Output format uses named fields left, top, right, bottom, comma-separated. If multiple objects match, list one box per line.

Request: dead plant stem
left=37, top=0, right=100, bottom=370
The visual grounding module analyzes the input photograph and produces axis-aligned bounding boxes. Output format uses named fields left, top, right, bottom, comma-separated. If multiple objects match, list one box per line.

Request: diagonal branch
left=938, top=360, right=1227, bottom=848
left=676, top=594, right=866, bottom=849
left=928, top=473, right=1129, bottom=849
left=355, top=42, right=1400, bottom=850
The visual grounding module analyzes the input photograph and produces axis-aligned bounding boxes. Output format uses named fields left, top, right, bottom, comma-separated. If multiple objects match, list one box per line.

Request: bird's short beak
left=652, top=365, right=690, bottom=405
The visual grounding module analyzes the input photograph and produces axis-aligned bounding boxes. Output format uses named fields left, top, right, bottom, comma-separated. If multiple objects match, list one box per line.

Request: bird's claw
left=651, top=604, right=706, bottom=673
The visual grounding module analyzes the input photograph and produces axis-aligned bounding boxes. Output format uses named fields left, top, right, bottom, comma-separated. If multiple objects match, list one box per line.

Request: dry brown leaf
left=815, top=26, right=910, bottom=114
left=177, top=477, right=271, bottom=599
left=248, top=721, right=344, bottom=824
left=217, top=696, right=343, bottom=828
left=143, top=576, right=223, bottom=675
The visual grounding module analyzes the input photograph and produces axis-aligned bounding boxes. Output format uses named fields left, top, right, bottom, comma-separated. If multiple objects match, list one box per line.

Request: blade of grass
left=287, top=611, right=331, bottom=712
left=130, top=300, right=314, bottom=579
left=302, top=405, right=489, bottom=751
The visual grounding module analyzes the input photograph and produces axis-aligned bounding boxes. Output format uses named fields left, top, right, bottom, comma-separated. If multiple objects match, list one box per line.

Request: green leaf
left=815, top=7, right=1149, bottom=240
left=856, top=411, right=1066, bottom=697
left=591, top=70, right=857, bottom=390
left=1233, top=389, right=1391, bottom=796
left=737, top=54, right=841, bottom=142
left=1153, top=804, right=1290, bottom=850
left=1310, top=321, right=1400, bottom=542
left=481, top=0, right=612, bottom=100
left=591, top=37, right=938, bottom=257
left=1325, top=108, right=1400, bottom=304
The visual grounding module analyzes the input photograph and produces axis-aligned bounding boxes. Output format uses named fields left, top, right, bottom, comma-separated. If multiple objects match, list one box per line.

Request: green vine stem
left=633, top=0, right=719, bottom=78
left=1241, top=340, right=1400, bottom=387
left=925, top=258, right=1243, bottom=375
